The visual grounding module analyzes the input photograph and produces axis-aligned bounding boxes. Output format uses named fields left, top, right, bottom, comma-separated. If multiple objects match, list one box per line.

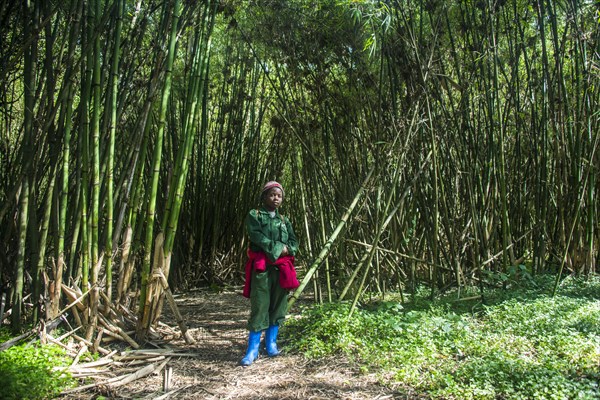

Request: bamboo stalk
left=138, top=0, right=182, bottom=336
left=155, top=271, right=195, bottom=344
left=104, top=0, right=124, bottom=303
left=289, top=167, right=374, bottom=308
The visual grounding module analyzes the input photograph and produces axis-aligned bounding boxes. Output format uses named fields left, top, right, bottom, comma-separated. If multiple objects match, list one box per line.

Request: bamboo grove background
left=0, top=0, right=598, bottom=336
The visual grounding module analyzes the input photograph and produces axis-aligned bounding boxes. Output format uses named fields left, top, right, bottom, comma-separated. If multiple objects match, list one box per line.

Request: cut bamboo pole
left=71, top=341, right=88, bottom=366
left=107, top=357, right=170, bottom=388
left=72, top=334, right=111, bottom=356
left=99, top=314, right=139, bottom=349
left=156, top=271, right=195, bottom=344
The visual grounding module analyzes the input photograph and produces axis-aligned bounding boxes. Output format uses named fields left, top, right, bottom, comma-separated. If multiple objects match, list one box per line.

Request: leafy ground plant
left=283, top=276, right=600, bottom=399
left=0, top=336, right=75, bottom=400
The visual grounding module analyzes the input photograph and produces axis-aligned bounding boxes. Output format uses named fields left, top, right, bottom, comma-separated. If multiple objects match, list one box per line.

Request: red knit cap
left=261, top=181, right=284, bottom=197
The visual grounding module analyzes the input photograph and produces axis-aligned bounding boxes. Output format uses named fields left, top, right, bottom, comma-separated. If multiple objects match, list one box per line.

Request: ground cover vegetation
left=0, top=328, right=76, bottom=399
left=284, top=276, right=600, bottom=399
left=0, top=0, right=598, bottom=396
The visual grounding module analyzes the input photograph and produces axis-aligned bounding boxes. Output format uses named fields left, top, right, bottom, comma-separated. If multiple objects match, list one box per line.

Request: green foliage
left=0, top=327, right=14, bottom=343
left=283, top=276, right=600, bottom=399
left=482, top=264, right=534, bottom=286
left=0, top=342, right=75, bottom=399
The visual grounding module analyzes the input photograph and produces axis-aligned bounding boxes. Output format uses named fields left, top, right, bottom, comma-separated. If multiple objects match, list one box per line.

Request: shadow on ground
left=96, top=289, right=416, bottom=399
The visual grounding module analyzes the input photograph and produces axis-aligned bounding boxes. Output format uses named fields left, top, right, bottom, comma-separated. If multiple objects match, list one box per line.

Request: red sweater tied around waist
left=243, top=249, right=299, bottom=298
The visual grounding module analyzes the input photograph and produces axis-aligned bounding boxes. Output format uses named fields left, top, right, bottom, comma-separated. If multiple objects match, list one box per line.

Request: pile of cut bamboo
left=2, top=282, right=198, bottom=397
left=58, top=278, right=195, bottom=352
left=59, top=347, right=198, bottom=396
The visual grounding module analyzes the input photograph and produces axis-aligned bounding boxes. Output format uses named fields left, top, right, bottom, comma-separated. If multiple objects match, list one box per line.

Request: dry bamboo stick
left=153, top=385, right=191, bottom=400
left=92, top=328, right=103, bottom=354
left=107, top=357, right=170, bottom=388
left=72, top=333, right=111, bottom=355
left=156, top=271, right=195, bottom=344
left=99, top=290, right=123, bottom=322
left=163, top=365, right=172, bottom=392
left=114, top=353, right=199, bottom=362
left=60, top=381, right=100, bottom=394
left=119, top=348, right=199, bottom=356
left=59, top=372, right=127, bottom=394
left=61, top=357, right=169, bottom=395
left=73, top=357, right=115, bottom=369
left=70, top=371, right=111, bottom=378
left=69, top=367, right=111, bottom=375
left=45, top=336, right=71, bottom=352
left=101, top=335, right=122, bottom=344
left=60, top=284, right=91, bottom=313
left=56, top=325, right=82, bottom=342
left=101, top=327, right=125, bottom=340
left=127, top=355, right=165, bottom=365
left=46, top=335, right=78, bottom=357
left=99, top=314, right=140, bottom=349
left=114, top=353, right=163, bottom=361
left=117, top=303, right=137, bottom=320
left=0, top=329, right=36, bottom=351
left=71, top=341, right=88, bottom=366
left=117, top=227, right=133, bottom=304
left=71, top=305, right=83, bottom=328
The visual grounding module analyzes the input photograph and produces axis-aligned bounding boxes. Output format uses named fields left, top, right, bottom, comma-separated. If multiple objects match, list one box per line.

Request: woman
left=240, top=181, right=299, bottom=366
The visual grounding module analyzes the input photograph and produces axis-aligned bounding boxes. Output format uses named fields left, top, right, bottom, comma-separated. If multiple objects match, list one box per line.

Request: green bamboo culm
left=32, top=165, right=56, bottom=324
left=145, top=0, right=217, bottom=332
left=12, top=0, right=39, bottom=332
left=289, top=168, right=374, bottom=309
left=105, top=0, right=124, bottom=302
left=85, top=0, right=103, bottom=341
left=53, top=0, right=83, bottom=319
left=138, top=0, right=182, bottom=339
left=79, top=0, right=94, bottom=298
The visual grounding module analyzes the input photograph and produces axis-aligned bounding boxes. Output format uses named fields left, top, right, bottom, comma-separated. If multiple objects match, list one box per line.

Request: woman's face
left=263, top=187, right=283, bottom=211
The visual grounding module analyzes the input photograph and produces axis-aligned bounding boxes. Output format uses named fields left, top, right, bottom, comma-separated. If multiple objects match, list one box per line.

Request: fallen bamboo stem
left=114, top=353, right=164, bottom=361
left=127, top=355, right=165, bottom=365
left=61, top=357, right=171, bottom=394
left=0, top=329, right=36, bottom=351
left=70, top=371, right=111, bottom=378
left=55, top=325, right=82, bottom=342
left=72, top=334, right=110, bottom=355
left=156, top=271, right=195, bottom=344
left=289, top=167, right=374, bottom=308
left=72, top=342, right=88, bottom=366
left=92, top=329, right=103, bottom=354
left=71, top=306, right=83, bottom=328
left=107, top=357, right=170, bottom=388
left=69, top=367, right=111, bottom=375
left=115, top=350, right=200, bottom=359
left=60, top=284, right=92, bottom=314
left=73, top=357, right=115, bottom=369
left=99, top=314, right=140, bottom=349
left=46, top=334, right=77, bottom=354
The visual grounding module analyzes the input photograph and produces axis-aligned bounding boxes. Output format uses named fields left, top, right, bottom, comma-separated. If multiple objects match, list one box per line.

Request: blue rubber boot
left=240, top=331, right=262, bottom=366
left=265, top=325, right=281, bottom=357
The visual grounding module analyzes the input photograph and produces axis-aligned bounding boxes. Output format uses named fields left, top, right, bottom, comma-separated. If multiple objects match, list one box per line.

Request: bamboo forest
left=0, top=0, right=599, bottom=398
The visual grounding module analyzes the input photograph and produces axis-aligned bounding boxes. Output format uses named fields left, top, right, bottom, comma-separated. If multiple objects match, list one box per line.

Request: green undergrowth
left=283, top=276, right=600, bottom=399
left=0, top=332, right=76, bottom=400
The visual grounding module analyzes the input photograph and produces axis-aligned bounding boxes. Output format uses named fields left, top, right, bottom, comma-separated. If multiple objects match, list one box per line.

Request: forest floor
left=64, top=289, right=416, bottom=400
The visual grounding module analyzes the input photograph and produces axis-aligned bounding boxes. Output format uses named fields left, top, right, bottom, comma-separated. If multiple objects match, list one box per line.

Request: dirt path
left=92, top=289, right=410, bottom=399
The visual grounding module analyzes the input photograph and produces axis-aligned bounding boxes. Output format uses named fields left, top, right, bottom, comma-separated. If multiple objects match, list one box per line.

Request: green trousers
left=248, top=265, right=288, bottom=332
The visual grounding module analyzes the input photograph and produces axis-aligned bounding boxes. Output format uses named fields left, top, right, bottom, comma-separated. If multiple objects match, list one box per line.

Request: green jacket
left=246, top=207, right=298, bottom=263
